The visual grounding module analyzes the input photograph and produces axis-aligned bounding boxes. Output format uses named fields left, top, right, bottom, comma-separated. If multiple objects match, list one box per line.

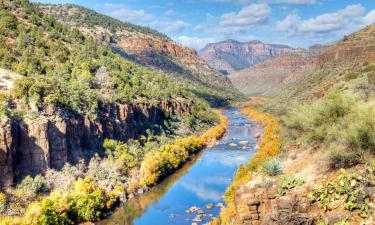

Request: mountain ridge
left=38, top=3, right=242, bottom=105
left=199, top=39, right=298, bottom=75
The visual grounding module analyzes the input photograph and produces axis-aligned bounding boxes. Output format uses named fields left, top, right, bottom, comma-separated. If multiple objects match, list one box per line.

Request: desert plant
left=262, top=158, right=283, bottom=176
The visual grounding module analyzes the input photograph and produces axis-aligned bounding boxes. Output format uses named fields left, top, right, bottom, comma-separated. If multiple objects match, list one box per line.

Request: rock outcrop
left=0, top=100, right=192, bottom=188
left=316, top=25, right=375, bottom=68
left=199, top=40, right=297, bottom=75
left=235, top=185, right=315, bottom=225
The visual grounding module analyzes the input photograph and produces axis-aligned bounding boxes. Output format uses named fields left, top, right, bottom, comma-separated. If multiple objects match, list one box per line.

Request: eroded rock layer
left=0, top=100, right=192, bottom=188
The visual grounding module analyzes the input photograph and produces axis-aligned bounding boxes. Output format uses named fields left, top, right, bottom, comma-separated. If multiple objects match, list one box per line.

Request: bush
left=0, top=192, right=6, bottom=213
left=102, top=139, right=137, bottom=173
left=328, top=102, right=375, bottom=167
left=70, top=178, right=115, bottom=221
left=38, top=192, right=72, bottom=225
left=141, top=111, right=227, bottom=185
left=262, top=158, right=283, bottom=176
left=18, top=175, right=50, bottom=196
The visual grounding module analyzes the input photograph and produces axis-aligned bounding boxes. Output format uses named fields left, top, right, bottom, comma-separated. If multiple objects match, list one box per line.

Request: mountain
left=230, top=50, right=316, bottom=97
left=199, top=39, right=297, bottom=75
left=38, top=4, right=242, bottom=105
left=267, top=24, right=375, bottom=113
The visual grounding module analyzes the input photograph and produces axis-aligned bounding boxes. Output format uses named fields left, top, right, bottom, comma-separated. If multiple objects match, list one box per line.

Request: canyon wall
left=0, top=100, right=192, bottom=188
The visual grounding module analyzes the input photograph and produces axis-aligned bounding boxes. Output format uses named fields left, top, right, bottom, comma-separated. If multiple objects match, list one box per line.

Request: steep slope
left=267, top=24, right=375, bottom=113
left=38, top=4, right=242, bottom=105
left=199, top=39, right=297, bottom=75
left=0, top=0, right=219, bottom=189
left=230, top=50, right=316, bottom=97
left=211, top=25, right=375, bottom=225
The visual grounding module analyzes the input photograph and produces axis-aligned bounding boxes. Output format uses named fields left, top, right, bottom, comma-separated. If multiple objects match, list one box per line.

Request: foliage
left=210, top=103, right=281, bottom=225
left=140, top=111, right=227, bottom=186
left=69, top=178, right=115, bottom=221
left=4, top=178, right=116, bottom=225
left=283, top=91, right=357, bottom=143
left=283, top=90, right=375, bottom=168
left=262, top=158, right=283, bottom=176
left=102, top=139, right=137, bottom=173
left=281, top=177, right=304, bottom=189
left=0, top=0, right=197, bottom=115
left=17, top=175, right=50, bottom=196
left=275, top=177, right=304, bottom=197
left=0, top=192, right=6, bottom=213
left=308, top=165, right=374, bottom=218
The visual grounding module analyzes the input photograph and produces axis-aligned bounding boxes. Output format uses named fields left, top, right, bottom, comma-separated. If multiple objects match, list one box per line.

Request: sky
left=32, top=0, right=375, bottom=50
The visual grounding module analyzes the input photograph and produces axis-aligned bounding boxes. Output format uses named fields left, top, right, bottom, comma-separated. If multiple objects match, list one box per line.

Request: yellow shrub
left=141, top=110, right=228, bottom=186
left=210, top=104, right=281, bottom=225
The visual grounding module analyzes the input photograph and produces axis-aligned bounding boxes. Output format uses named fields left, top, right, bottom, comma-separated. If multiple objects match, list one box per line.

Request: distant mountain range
left=199, top=39, right=297, bottom=75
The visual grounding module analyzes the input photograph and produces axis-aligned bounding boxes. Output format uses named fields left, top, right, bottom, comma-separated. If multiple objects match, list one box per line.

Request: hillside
left=230, top=50, right=316, bottom=97
left=266, top=24, right=375, bottom=113
left=199, top=39, right=297, bottom=75
left=0, top=0, right=224, bottom=190
left=211, top=24, right=375, bottom=225
left=38, top=4, right=242, bottom=105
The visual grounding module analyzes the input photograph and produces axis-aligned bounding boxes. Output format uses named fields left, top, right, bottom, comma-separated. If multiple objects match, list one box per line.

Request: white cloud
left=175, top=36, right=217, bottom=50
left=98, top=3, right=188, bottom=34
left=165, top=9, right=176, bottom=16
left=220, top=3, right=271, bottom=27
left=156, top=20, right=189, bottom=33
left=101, top=4, right=153, bottom=22
left=363, top=10, right=375, bottom=25
left=277, top=4, right=366, bottom=39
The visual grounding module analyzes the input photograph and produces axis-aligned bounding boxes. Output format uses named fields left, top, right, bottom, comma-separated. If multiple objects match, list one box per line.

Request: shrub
left=328, top=102, right=375, bottom=168
left=18, top=175, right=50, bottom=196
left=262, top=158, right=283, bottom=176
left=141, top=111, right=227, bottom=186
left=38, top=192, right=72, bottom=225
left=0, top=192, right=6, bottom=213
left=102, top=139, right=137, bottom=173
left=69, top=178, right=115, bottom=221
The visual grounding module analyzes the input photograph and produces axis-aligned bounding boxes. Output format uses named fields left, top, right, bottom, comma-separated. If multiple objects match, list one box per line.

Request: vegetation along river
left=98, top=107, right=258, bottom=225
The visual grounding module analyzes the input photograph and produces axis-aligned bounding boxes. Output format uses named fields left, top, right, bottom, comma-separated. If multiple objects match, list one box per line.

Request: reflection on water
left=98, top=107, right=256, bottom=225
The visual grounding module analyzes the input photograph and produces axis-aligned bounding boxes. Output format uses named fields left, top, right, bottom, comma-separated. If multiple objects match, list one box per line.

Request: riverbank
left=209, top=96, right=375, bottom=225
left=208, top=99, right=282, bottom=225
left=0, top=111, right=228, bottom=225
left=97, top=107, right=255, bottom=225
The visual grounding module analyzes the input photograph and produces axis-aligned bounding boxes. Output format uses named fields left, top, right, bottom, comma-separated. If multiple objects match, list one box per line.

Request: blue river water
left=98, top=107, right=257, bottom=225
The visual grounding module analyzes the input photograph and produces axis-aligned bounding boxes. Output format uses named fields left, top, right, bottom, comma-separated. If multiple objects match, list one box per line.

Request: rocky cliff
left=317, top=25, right=375, bottom=68
left=199, top=40, right=297, bottom=75
left=230, top=50, right=316, bottom=97
left=0, top=100, right=192, bottom=188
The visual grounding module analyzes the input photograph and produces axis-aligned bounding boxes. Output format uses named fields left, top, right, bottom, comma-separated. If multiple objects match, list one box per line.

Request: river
left=98, top=107, right=257, bottom=225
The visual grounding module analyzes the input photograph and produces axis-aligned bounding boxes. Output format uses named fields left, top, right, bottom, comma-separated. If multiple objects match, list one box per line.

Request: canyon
left=0, top=99, right=192, bottom=188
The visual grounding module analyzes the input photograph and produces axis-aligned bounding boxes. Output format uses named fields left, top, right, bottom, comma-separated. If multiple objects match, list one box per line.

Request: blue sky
left=32, top=0, right=375, bottom=50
